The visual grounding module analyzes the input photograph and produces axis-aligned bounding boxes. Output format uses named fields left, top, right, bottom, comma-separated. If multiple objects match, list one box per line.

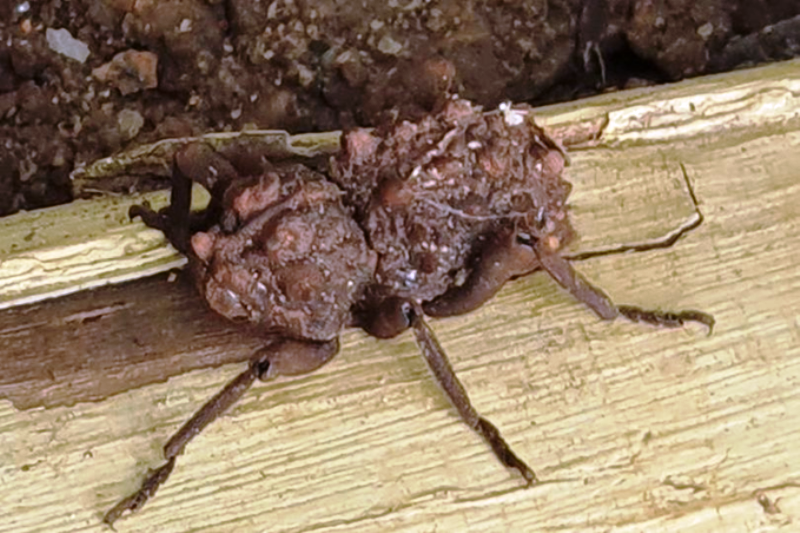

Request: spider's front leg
left=129, top=143, right=238, bottom=253
left=103, top=338, right=339, bottom=526
left=129, top=163, right=193, bottom=253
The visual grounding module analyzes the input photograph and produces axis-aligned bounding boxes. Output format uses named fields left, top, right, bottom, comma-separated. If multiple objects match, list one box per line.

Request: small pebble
left=46, top=27, right=90, bottom=63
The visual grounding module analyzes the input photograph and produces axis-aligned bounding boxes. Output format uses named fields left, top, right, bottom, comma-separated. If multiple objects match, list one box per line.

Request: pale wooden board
left=2, top=61, right=800, bottom=532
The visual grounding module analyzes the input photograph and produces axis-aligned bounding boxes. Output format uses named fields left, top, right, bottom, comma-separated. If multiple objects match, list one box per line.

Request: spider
left=105, top=97, right=713, bottom=524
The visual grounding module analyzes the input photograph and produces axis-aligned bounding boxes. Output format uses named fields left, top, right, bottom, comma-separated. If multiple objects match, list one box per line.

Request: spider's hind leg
left=617, top=305, right=715, bottom=332
left=406, top=303, right=538, bottom=485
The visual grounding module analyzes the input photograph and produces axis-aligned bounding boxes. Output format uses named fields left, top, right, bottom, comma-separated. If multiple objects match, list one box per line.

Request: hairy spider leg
left=536, top=164, right=714, bottom=331
left=423, top=225, right=713, bottom=332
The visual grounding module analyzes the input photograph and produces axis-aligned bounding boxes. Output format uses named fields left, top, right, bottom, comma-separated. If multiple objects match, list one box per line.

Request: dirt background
left=0, top=0, right=798, bottom=217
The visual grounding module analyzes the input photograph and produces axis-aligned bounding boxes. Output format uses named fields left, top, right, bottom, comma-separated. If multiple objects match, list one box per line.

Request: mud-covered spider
left=105, top=97, right=713, bottom=524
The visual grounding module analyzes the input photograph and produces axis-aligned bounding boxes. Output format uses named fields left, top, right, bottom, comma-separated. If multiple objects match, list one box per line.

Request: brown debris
left=92, top=50, right=158, bottom=95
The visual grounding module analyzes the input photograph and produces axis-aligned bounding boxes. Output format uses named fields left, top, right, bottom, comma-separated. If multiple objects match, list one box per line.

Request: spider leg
left=129, top=158, right=194, bottom=254
left=424, top=226, right=539, bottom=318
left=533, top=242, right=714, bottom=332
left=407, top=304, right=537, bottom=485
left=103, top=339, right=338, bottom=526
left=129, top=143, right=240, bottom=254
left=102, top=360, right=257, bottom=526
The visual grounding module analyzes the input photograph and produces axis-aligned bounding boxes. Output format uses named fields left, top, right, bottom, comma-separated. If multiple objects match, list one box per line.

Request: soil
left=0, top=0, right=798, bottom=217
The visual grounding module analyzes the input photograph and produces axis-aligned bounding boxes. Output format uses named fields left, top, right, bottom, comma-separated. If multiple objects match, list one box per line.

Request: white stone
left=46, top=28, right=90, bottom=63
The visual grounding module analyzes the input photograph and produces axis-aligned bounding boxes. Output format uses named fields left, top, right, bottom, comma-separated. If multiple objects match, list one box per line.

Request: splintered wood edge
left=535, top=58, right=800, bottom=147
left=1, top=59, right=799, bottom=310
left=69, top=130, right=342, bottom=185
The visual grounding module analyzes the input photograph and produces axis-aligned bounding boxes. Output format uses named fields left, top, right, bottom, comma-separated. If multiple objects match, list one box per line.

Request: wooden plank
left=1, top=59, right=799, bottom=532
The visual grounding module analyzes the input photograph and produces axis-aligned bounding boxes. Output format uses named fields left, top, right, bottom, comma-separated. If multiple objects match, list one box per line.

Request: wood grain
left=1, top=59, right=799, bottom=532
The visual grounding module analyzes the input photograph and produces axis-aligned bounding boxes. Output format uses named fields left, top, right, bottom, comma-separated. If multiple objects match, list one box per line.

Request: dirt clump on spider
left=109, top=97, right=713, bottom=525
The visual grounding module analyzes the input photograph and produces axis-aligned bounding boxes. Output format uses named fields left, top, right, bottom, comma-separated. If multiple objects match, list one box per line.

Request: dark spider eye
left=254, top=359, right=271, bottom=380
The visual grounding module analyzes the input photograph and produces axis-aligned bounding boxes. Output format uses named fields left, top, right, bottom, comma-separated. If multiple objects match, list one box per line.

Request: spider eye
left=254, top=359, right=271, bottom=379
